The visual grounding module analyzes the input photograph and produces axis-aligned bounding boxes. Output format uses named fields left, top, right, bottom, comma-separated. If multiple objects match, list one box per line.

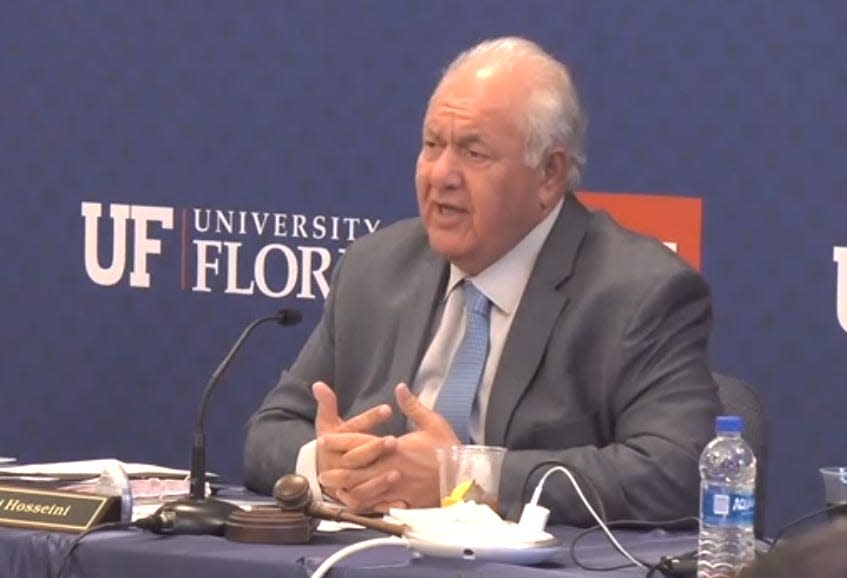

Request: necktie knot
left=463, top=282, right=491, bottom=318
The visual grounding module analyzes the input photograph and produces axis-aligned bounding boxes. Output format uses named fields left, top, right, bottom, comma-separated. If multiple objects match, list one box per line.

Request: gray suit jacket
left=244, top=193, right=720, bottom=525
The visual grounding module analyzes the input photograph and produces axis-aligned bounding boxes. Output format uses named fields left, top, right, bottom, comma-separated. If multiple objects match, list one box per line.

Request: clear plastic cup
left=820, top=466, right=847, bottom=521
left=435, top=445, right=506, bottom=512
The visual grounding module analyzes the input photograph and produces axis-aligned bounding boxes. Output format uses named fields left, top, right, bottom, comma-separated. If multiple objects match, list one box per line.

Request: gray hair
left=439, top=37, right=587, bottom=190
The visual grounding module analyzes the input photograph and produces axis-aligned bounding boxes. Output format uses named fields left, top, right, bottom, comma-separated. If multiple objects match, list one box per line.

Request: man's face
left=415, top=63, right=557, bottom=275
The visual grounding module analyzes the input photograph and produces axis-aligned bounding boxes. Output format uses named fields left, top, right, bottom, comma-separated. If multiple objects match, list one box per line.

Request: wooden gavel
left=272, top=474, right=407, bottom=537
left=225, top=474, right=407, bottom=544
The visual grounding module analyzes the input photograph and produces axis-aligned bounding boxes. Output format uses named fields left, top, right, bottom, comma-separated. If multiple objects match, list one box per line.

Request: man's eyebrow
left=421, top=126, right=487, bottom=147
left=456, top=133, right=486, bottom=147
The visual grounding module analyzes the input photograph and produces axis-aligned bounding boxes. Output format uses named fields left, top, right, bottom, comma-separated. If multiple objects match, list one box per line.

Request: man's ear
left=538, top=148, right=570, bottom=208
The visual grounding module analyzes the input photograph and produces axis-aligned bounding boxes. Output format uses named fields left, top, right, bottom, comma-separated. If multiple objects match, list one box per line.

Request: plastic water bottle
left=697, top=415, right=756, bottom=578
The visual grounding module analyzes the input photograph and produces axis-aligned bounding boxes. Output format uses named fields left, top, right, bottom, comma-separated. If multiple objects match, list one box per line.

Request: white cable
left=310, top=536, right=409, bottom=578
left=527, top=465, right=647, bottom=570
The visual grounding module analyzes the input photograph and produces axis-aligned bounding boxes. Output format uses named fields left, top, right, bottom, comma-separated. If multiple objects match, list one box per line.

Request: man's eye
left=466, top=149, right=486, bottom=160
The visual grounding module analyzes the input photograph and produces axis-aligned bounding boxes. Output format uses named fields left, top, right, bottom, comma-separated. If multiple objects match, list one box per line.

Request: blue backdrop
left=2, top=1, right=845, bottom=537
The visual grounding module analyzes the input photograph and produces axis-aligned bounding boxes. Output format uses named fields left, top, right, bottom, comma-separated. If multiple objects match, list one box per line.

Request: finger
left=319, top=432, right=379, bottom=454
left=335, top=488, right=374, bottom=513
left=338, top=469, right=401, bottom=511
left=316, top=433, right=374, bottom=474
left=372, top=500, right=409, bottom=514
left=341, top=435, right=397, bottom=468
left=317, top=433, right=380, bottom=478
left=316, top=467, right=349, bottom=491
left=335, top=403, right=393, bottom=434
left=318, top=465, right=388, bottom=493
left=395, top=383, right=451, bottom=433
left=312, top=381, right=340, bottom=434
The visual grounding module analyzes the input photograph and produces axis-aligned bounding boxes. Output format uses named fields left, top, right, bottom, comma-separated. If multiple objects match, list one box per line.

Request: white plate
left=0, top=457, right=16, bottom=464
left=404, top=530, right=562, bottom=564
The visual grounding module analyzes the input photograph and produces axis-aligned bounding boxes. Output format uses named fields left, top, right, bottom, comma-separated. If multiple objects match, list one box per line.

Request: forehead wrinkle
left=423, top=106, right=472, bottom=141
left=425, top=120, right=487, bottom=149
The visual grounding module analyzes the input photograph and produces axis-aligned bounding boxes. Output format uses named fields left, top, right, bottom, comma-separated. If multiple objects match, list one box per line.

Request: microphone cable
left=566, top=517, right=698, bottom=575
left=54, top=496, right=229, bottom=578
left=54, top=520, right=139, bottom=578
left=762, top=503, right=846, bottom=550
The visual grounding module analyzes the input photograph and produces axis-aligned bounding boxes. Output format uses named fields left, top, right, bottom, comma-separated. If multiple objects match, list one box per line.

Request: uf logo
left=81, top=202, right=174, bottom=288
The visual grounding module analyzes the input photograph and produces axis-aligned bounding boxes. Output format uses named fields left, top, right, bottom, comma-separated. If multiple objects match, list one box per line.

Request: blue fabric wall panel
left=1, top=2, right=845, bottom=536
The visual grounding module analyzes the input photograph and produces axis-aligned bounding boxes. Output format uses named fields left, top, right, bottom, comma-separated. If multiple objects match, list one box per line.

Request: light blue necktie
left=434, top=282, right=492, bottom=443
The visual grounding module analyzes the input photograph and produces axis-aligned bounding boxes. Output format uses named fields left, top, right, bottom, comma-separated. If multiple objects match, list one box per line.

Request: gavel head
left=273, top=474, right=314, bottom=513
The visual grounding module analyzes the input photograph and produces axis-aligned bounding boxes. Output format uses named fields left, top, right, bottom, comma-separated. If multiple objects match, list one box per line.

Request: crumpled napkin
left=387, top=501, right=553, bottom=546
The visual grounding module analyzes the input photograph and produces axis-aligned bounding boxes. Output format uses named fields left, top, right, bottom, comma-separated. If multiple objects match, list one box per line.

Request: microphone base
left=146, top=498, right=242, bottom=536
left=225, top=506, right=313, bottom=544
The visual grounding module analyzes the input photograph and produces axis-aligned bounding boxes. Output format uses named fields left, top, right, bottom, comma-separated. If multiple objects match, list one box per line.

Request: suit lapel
left=485, top=194, right=591, bottom=445
left=386, top=247, right=449, bottom=434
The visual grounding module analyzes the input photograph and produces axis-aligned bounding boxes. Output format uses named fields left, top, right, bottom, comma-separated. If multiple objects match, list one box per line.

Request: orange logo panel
left=576, top=192, right=702, bottom=271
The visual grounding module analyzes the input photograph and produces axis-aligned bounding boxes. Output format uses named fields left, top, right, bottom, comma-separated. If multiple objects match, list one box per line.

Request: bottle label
left=701, top=488, right=755, bottom=526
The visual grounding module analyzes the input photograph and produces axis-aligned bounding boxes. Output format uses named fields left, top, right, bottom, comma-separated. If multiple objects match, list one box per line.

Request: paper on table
left=62, top=476, right=197, bottom=499
left=0, top=459, right=198, bottom=480
left=316, top=520, right=366, bottom=532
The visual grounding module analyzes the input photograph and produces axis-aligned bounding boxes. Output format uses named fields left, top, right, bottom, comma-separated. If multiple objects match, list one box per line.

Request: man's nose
left=429, top=148, right=462, bottom=190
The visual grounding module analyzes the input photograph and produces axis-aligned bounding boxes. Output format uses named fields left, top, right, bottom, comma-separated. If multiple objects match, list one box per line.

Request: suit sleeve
left=498, top=268, right=719, bottom=525
left=242, top=260, right=342, bottom=495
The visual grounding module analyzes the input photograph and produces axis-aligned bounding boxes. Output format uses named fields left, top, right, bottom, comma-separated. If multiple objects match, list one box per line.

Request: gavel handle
left=309, top=502, right=407, bottom=537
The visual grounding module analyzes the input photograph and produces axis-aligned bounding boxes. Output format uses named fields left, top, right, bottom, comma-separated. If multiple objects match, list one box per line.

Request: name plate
left=0, top=484, right=120, bottom=532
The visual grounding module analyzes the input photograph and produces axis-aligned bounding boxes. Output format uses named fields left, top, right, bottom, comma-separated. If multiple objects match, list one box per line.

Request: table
left=1, top=522, right=697, bottom=578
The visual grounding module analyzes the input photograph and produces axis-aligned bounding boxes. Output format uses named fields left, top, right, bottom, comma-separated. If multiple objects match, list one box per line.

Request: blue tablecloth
left=1, top=522, right=697, bottom=578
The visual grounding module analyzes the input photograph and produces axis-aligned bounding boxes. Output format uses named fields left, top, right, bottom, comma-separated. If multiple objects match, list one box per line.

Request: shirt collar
left=445, top=198, right=563, bottom=314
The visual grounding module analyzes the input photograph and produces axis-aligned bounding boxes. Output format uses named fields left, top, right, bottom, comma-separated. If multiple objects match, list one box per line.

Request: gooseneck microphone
left=189, top=307, right=302, bottom=502
left=139, top=308, right=302, bottom=536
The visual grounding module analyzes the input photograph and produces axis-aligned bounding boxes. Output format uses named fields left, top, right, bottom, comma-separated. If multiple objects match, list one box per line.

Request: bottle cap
left=715, top=415, right=743, bottom=433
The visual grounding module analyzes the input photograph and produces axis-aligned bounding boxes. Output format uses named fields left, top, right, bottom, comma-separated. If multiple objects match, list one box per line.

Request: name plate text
left=0, top=484, right=119, bottom=532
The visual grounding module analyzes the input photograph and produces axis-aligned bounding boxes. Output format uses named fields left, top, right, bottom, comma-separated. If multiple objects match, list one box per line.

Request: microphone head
left=276, top=308, right=302, bottom=326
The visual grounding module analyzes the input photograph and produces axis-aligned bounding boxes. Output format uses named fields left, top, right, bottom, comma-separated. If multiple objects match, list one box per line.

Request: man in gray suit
left=244, top=36, right=720, bottom=525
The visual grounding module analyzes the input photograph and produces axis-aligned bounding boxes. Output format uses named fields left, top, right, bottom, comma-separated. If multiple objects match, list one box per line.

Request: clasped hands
left=313, top=381, right=460, bottom=514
